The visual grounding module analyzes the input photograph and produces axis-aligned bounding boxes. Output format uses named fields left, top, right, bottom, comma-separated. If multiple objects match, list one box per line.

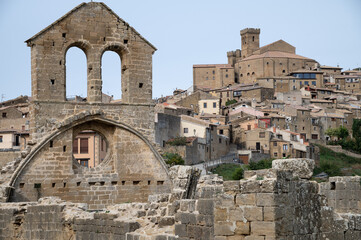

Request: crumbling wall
left=319, top=176, right=361, bottom=214
left=0, top=163, right=361, bottom=239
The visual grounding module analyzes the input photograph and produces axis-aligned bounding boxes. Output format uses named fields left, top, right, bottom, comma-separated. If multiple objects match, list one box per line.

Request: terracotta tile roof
left=229, top=107, right=264, bottom=117
left=241, top=51, right=314, bottom=62
left=193, top=64, right=233, bottom=68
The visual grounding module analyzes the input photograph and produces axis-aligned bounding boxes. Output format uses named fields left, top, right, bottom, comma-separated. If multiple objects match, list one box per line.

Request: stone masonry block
left=256, top=193, right=277, bottom=207
left=251, top=221, right=276, bottom=236
left=175, top=212, right=196, bottom=225
left=242, top=206, right=263, bottom=221
left=197, top=199, right=214, bottom=215
left=235, top=221, right=250, bottom=235
left=214, top=222, right=235, bottom=236
left=236, top=193, right=256, bottom=206
left=215, top=208, right=228, bottom=222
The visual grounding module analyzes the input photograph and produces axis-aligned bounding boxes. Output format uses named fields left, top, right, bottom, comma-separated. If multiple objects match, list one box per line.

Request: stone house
left=270, top=138, right=292, bottom=158
left=283, top=105, right=312, bottom=142
left=198, top=97, right=220, bottom=115
left=180, top=115, right=230, bottom=160
left=289, top=70, right=324, bottom=89
left=241, top=128, right=272, bottom=153
left=174, top=90, right=216, bottom=114
left=193, top=64, right=235, bottom=90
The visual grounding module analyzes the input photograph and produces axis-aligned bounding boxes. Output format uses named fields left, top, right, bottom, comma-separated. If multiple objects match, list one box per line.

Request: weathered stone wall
left=26, top=2, right=155, bottom=104
left=1, top=163, right=361, bottom=239
left=1, top=2, right=173, bottom=209
left=320, top=176, right=361, bottom=214
left=10, top=118, right=171, bottom=209
left=0, top=151, right=20, bottom=168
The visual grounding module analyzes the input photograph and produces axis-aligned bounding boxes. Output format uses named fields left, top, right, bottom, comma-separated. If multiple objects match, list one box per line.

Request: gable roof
left=25, top=2, right=157, bottom=51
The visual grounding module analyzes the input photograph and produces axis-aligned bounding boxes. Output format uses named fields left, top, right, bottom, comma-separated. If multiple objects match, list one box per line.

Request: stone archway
left=7, top=114, right=171, bottom=209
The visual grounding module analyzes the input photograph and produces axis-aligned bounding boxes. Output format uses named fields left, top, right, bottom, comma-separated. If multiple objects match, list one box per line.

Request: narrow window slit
left=52, top=183, right=56, bottom=188
left=133, top=181, right=140, bottom=185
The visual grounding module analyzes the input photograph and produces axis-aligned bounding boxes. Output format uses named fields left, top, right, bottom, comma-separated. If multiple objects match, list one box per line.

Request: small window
left=184, top=128, right=188, bottom=133
left=139, top=83, right=143, bottom=88
left=283, top=144, right=288, bottom=151
left=259, top=132, right=265, bottom=138
left=282, top=70, right=285, bottom=73
left=219, top=138, right=222, bottom=143
left=220, top=129, right=224, bottom=134
left=0, top=136, right=2, bottom=143
left=2, top=113, right=6, bottom=118
left=213, top=102, right=217, bottom=108
left=50, top=79, right=55, bottom=85
left=274, top=152, right=278, bottom=157
left=225, top=74, right=228, bottom=78
left=203, top=103, right=207, bottom=108
left=247, top=125, right=251, bottom=130
left=213, top=70, right=215, bottom=74
left=312, top=81, right=316, bottom=86
left=273, top=142, right=277, bottom=146
left=80, top=138, right=88, bottom=154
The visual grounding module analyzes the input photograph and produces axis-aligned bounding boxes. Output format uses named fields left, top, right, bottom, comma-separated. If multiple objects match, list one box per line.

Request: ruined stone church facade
left=2, top=2, right=172, bottom=209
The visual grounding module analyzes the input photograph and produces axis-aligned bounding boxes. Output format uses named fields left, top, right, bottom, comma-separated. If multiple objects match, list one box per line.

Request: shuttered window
left=80, top=138, right=88, bottom=154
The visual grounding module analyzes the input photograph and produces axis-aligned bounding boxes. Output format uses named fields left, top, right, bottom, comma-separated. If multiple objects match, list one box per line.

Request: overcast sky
left=0, top=0, right=360, bottom=101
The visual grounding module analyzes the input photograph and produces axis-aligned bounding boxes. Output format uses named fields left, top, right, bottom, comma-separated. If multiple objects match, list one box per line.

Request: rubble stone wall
left=0, top=164, right=361, bottom=239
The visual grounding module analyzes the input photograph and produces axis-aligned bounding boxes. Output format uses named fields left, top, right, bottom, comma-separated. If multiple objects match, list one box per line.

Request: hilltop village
left=0, top=2, right=361, bottom=240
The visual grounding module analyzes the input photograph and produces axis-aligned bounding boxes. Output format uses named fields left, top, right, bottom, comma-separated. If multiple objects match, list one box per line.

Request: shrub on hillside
left=249, top=159, right=273, bottom=170
left=167, top=137, right=187, bottom=146
left=232, top=168, right=244, bottom=180
left=162, top=152, right=184, bottom=166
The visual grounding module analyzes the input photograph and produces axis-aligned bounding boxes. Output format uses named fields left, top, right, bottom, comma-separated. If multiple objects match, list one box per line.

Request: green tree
left=249, top=159, right=273, bottom=170
left=232, top=168, right=244, bottom=180
left=162, top=152, right=184, bottom=166
left=325, top=126, right=349, bottom=140
left=226, top=99, right=237, bottom=106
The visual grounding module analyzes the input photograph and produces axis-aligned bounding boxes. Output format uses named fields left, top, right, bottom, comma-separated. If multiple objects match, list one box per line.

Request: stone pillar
left=87, top=51, right=102, bottom=103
